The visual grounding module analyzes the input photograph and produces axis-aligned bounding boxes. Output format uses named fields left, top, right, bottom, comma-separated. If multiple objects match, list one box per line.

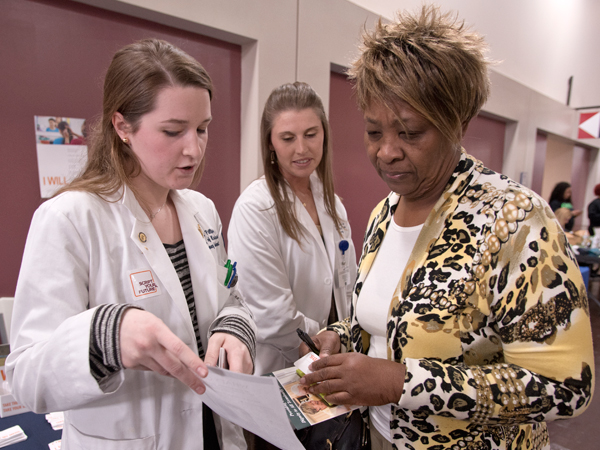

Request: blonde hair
left=55, top=39, right=213, bottom=198
left=261, top=82, right=342, bottom=244
left=349, top=5, right=490, bottom=145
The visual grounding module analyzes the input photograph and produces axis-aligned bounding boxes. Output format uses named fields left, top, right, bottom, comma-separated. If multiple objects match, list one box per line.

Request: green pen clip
left=224, top=259, right=233, bottom=287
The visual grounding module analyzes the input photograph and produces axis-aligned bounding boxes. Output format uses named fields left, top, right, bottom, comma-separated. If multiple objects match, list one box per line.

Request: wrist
left=390, top=362, right=406, bottom=404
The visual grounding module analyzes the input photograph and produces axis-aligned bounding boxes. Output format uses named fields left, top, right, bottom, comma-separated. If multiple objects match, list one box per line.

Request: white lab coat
left=7, top=186, right=255, bottom=450
left=228, top=174, right=357, bottom=376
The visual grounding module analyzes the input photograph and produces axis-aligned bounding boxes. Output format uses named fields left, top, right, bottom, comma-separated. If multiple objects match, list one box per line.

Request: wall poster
left=34, top=116, right=88, bottom=198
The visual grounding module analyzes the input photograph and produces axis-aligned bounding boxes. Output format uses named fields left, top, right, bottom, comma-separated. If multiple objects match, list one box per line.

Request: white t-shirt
left=356, top=218, right=422, bottom=442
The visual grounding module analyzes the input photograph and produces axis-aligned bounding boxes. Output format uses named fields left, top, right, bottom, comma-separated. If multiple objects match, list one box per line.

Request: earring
left=122, top=137, right=129, bottom=144
left=270, top=151, right=276, bottom=165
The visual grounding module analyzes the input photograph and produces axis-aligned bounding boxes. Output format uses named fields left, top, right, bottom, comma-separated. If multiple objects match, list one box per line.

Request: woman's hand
left=299, top=353, right=406, bottom=406
left=205, top=332, right=254, bottom=374
left=119, top=308, right=208, bottom=394
left=299, top=330, right=341, bottom=358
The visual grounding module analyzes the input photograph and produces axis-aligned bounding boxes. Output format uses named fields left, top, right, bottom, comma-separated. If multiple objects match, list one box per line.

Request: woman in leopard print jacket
left=300, top=6, right=593, bottom=450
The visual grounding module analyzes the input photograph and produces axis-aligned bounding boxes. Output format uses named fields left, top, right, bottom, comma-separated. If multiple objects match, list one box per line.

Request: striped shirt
left=89, top=240, right=255, bottom=382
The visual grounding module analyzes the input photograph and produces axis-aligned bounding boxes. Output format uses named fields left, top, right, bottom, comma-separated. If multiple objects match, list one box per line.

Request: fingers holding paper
left=119, top=308, right=208, bottom=394
left=299, top=352, right=406, bottom=407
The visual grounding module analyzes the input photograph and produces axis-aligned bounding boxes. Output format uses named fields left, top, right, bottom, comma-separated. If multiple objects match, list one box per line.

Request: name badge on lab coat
left=129, top=269, right=162, bottom=298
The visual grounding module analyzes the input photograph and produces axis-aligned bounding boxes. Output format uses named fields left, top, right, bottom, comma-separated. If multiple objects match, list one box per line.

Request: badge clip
left=338, top=240, right=349, bottom=255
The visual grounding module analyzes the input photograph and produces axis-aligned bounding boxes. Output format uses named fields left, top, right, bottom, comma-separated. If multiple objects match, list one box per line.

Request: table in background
left=0, top=412, right=61, bottom=449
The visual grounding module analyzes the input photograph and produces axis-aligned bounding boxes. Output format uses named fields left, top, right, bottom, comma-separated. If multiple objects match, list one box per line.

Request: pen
left=218, top=347, right=229, bottom=369
left=296, top=328, right=320, bottom=355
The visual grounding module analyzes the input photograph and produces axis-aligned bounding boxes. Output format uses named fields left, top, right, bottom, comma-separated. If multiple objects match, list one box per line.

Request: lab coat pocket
left=216, top=265, right=236, bottom=309
left=66, top=423, right=156, bottom=450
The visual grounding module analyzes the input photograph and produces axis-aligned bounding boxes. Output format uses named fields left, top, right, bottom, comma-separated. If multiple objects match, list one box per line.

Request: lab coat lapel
left=288, top=177, right=329, bottom=265
left=311, top=176, right=337, bottom=270
left=122, top=188, right=195, bottom=344
left=171, top=191, right=218, bottom=352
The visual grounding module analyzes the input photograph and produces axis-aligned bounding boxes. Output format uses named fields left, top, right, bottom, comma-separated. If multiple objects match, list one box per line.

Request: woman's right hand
left=299, top=330, right=341, bottom=358
left=119, top=308, right=208, bottom=394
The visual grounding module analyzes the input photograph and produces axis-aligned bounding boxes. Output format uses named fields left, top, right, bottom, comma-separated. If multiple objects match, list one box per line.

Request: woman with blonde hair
left=229, top=82, right=355, bottom=377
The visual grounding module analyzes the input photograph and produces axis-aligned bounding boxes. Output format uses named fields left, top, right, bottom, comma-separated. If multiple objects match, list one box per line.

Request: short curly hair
left=348, top=5, right=491, bottom=145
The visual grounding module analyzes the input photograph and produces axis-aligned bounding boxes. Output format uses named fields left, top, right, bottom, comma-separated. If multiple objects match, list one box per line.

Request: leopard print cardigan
left=329, top=152, right=594, bottom=450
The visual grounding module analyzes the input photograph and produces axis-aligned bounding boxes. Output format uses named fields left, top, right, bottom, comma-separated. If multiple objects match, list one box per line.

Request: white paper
left=36, top=144, right=87, bottom=198
left=45, top=411, right=64, bottom=430
left=48, top=439, right=61, bottom=450
left=293, top=352, right=319, bottom=375
left=201, top=367, right=304, bottom=450
left=0, top=425, right=27, bottom=448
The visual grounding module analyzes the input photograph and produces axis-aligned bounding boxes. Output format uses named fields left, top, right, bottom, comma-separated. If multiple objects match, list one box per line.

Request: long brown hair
left=261, top=82, right=342, bottom=244
left=55, top=39, right=213, bottom=199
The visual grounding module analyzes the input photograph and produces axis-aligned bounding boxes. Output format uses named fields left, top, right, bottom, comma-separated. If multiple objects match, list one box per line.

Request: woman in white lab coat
left=228, top=82, right=357, bottom=379
left=7, top=39, right=255, bottom=450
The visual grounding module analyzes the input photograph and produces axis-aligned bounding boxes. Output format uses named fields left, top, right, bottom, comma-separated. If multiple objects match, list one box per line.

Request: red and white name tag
left=129, top=270, right=161, bottom=298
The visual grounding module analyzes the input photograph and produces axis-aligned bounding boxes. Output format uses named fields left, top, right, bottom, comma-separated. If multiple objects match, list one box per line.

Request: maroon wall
left=462, top=115, right=505, bottom=173
left=0, top=0, right=241, bottom=296
left=329, top=71, right=390, bottom=258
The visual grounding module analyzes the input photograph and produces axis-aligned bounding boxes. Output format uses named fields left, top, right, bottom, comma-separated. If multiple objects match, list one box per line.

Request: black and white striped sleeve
left=89, top=304, right=141, bottom=383
left=210, top=314, right=256, bottom=369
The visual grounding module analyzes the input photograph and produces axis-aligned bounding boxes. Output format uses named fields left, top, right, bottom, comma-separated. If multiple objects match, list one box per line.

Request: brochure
left=270, top=365, right=359, bottom=430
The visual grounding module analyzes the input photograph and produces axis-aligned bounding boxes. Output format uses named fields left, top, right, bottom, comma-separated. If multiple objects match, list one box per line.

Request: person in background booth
left=549, top=181, right=582, bottom=232
left=300, top=6, right=594, bottom=450
left=228, top=82, right=357, bottom=449
left=587, top=183, right=600, bottom=237
left=7, top=39, right=255, bottom=450
left=554, top=208, right=583, bottom=247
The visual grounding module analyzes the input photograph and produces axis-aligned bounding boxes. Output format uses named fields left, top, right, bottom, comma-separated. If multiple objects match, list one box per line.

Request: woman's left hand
left=299, top=353, right=405, bottom=406
left=205, top=332, right=254, bottom=374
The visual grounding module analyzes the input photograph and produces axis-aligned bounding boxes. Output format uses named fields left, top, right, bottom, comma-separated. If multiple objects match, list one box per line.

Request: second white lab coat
left=228, top=175, right=357, bottom=375
left=7, top=187, right=255, bottom=450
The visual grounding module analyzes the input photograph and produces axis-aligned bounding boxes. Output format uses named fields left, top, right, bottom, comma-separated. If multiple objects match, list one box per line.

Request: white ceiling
left=347, top=0, right=600, bottom=109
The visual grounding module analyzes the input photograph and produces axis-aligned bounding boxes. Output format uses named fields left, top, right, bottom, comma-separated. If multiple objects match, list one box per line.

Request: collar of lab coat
left=288, top=173, right=337, bottom=270
left=112, top=186, right=216, bottom=352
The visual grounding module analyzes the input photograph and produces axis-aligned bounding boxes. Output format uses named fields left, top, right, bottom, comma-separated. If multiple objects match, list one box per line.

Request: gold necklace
left=295, top=188, right=312, bottom=208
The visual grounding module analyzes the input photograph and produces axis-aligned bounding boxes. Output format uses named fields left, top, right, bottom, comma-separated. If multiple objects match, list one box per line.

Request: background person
left=549, top=181, right=582, bottom=232
left=300, top=6, right=594, bottom=450
left=554, top=208, right=583, bottom=246
left=228, top=81, right=357, bottom=449
left=587, top=183, right=600, bottom=238
left=7, top=39, right=255, bottom=450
